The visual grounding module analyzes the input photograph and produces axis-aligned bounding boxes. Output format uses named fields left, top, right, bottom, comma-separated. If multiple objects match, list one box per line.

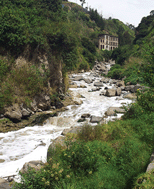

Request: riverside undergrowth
left=13, top=89, right=154, bottom=189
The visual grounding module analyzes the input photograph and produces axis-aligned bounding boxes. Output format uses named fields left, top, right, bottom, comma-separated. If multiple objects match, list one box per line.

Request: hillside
left=0, top=0, right=134, bottom=115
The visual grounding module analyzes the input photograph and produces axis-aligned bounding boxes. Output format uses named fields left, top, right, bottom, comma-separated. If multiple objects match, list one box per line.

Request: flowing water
left=0, top=70, right=133, bottom=179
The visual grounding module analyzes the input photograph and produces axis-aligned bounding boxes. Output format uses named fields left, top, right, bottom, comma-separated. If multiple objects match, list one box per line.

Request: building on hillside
left=150, top=10, right=154, bottom=16
left=98, top=34, right=118, bottom=50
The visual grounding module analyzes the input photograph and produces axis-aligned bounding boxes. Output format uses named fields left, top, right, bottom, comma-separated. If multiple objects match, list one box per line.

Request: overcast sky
left=69, top=0, right=154, bottom=27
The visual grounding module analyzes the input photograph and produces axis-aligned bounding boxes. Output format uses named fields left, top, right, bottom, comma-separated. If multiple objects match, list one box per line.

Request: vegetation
left=13, top=87, right=154, bottom=188
left=1, top=0, right=154, bottom=188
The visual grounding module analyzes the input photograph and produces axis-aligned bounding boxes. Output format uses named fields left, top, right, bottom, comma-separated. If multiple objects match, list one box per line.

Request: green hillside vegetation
left=0, top=0, right=135, bottom=112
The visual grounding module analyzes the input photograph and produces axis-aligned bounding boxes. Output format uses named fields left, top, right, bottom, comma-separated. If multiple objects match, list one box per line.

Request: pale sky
left=69, top=0, right=154, bottom=27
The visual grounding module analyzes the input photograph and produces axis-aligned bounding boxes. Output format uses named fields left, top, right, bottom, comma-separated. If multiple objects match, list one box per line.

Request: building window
left=103, top=45, right=104, bottom=49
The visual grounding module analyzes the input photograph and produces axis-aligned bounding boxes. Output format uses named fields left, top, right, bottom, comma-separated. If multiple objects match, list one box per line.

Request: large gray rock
left=94, top=82, right=104, bottom=87
left=105, top=107, right=126, bottom=116
left=47, top=136, right=66, bottom=159
left=90, top=116, right=103, bottom=123
left=73, top=76, right=83, bottom=81
left=83, top=78, right=92, bottom=84
left=20, top=160, right=44, bottom=174
left=116, top=81, right=125, bottom=87
left=0, top=178, right=11, bottom=189
left=62, top=127, right=82, bottom=136
left=105, top=89, right=116, bottom=97
left=124, top=85, right=141, bottom=93
left=146, top=151, right=154, bottom=172
left=116, top=87, right=122, bottom=96
left=21, top=108, right=31, bottom=118
left=123, top=93, right=137, bottom=99
left=4, top=104, right=22, bottom=122
left=81, top=114, right=91, bottom=118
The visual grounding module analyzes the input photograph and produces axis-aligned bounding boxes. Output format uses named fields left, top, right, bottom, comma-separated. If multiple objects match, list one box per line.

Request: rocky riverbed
left=0, top=60, right=145, bottom=187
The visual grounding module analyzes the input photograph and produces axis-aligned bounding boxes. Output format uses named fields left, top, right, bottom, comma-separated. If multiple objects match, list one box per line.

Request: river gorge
left=0, top=61, right=136, bottom=182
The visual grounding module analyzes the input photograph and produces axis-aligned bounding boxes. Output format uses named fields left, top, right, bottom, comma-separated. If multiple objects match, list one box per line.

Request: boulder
left=47, top=136, right=66, bottom=159
left=105, top=107, right=126, bottom=116
left=0, top=178, right=11, bottom=189
left=100, top=90, right=106, bottom=96
left=90, top=116, right=103, bottom=123
left=123, top=93, right=137, bottom=99
left=4, top=104, right=22, bottom=122
left=116, top=87, right=122, bottom=96
left=94, top=82, right=104, bottom=87
left=83, top=78, right=92, bottom=84
left=116, top=81, right=125, bottom=87
left=78, top=118, right=86, bottom=122
left=105, top=89, right=116, bottom=97
left=73, top=76, right=83, bottom=81
left=73, top=97, right=83, bottom=105
left=81, top=114, right=91, bottom=118
left=20, top=160, right=44, bottom=174
left=62, top=127, right=82, bottom=136
left=69, top=84, right=77, bottom=88
left=125, top=85, right=141, bottom=93
left=21, top=108, right=31, bottom=118
left=77, top=84, right=87, bottom=88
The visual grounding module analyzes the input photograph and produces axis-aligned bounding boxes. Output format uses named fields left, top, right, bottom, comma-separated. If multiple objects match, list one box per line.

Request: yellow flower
left=42, top=177, right=46, bottom=182
left=51, top=174, right=54, bottom=177
left=66, top=175, right=70, bottom=178
left=55, top=177, right=59, bottom=181
left=59, top=169, right=63, bottom=174
left=52, top=163, right=57, bottom=169
left=89, top=171, right=92, bottom=174
left=45, top=181, right=50, bottom=186
left=64, top=153, right=67, bottom=156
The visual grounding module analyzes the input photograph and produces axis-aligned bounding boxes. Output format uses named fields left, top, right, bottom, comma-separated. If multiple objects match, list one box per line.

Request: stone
left=73, top=97, right=83, bottom=105
left=83, top=78, right=92, bottom=84
left=100, top=90, right=106, bottom=96
left=94, top=82, right=104, bottom=87
left=125, top=85, right=135, bottom=92
left=116, top=87, right=122, bottom=96
left=4, top=104, right=22, bottom=122
left=90, top=116, right=103, bottom=123
left=81, top=114, right=91, bottom=118
left=69, top=84, right=77, bottom=88
left=105, top=107, right=126, bottom=116
left=47, top=136, right=66, bottom=159
left=105, top=89, right=116, bottom=97
left=116, top=81, right=125, bottom=87
left=146, top=161, right=154, bottom=172
left=20, top=160, right=44, bottom=174
left=73, top=76, right=83, bottom=81
left=77, top=84, right=87, bottom=88
left=21, top=108, right=31, bottom=118
left=78, top=118, right=86, bottom=122
left=123, top=93, right=137, bottom=99
left=0, top=178, right=11, bottom=189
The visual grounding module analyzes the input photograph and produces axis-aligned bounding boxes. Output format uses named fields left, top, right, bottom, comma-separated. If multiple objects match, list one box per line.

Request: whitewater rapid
left=0, top=71, right=132, bottom=178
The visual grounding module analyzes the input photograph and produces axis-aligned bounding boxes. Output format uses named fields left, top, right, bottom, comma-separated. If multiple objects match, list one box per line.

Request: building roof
left=98, top=34, right=118, bottom=38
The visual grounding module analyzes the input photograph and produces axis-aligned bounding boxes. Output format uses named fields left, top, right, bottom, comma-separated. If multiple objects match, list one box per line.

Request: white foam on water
left=0, top=124, right=63, bottom=177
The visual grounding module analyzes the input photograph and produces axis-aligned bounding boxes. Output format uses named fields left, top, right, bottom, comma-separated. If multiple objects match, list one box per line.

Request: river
left=0, top=69, right=133, bottom=179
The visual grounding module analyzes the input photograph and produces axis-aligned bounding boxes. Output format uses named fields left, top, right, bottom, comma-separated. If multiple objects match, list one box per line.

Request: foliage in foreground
left=13, top=89, right=154, bottom=189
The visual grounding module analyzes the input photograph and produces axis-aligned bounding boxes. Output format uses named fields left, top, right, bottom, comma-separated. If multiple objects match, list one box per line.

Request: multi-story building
left=98, top=34, right=118, bottom=50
